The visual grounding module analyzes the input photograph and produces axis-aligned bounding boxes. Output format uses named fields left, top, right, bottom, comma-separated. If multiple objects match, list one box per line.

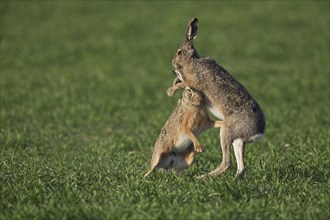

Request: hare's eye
left=177, top=49, right=183, bottom=55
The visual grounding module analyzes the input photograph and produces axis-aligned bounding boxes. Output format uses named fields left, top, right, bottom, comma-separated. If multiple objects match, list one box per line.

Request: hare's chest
left=174, top=133, right=192, bottom=151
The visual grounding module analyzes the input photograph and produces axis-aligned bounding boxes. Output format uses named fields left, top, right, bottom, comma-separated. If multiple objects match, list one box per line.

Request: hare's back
left=153, top=104, right=185, bottom=151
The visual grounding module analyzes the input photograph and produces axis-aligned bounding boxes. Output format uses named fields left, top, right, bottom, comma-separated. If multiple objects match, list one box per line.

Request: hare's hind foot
left=144, top=169, right=153, bottom=177
left=234, top=169, right=245, bottom=181
left=209, top=162, right=231, bottom=176
left=207, top=163, right=230, bottom=176
left=195, top=162, right=231, bottom=179
left=195, top=173, right=208, bottom=179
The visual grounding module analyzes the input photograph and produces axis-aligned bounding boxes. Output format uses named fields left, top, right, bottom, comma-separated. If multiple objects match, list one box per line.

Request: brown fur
left=144, top=87, right=222, bottom=177
left=167, top=18, right=266, bottom=178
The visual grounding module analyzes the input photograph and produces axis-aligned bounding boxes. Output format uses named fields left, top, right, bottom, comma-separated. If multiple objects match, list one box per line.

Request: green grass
left=1, top=1, right=329, bottom=219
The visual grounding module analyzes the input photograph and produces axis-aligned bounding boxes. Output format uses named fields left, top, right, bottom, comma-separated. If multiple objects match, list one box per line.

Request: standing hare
left=167, top=18, right=266, bottom=178
left=144, top=87, right=222, bottom=177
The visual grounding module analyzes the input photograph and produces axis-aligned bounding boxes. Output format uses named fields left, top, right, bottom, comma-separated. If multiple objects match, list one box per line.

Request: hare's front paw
left=195, top=145, right=204, bottom=153
left=167, top=87, right=175, bottom=97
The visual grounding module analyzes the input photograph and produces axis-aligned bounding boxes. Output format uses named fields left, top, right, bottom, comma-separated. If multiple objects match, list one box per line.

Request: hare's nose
left=172, top=69, right=176, bottom=75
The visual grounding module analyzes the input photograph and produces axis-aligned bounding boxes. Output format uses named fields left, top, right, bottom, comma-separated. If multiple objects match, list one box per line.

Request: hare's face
left=183, top=87, right=203, bottom=106
left=172, top=43, right=197, bottom=72
left=172, top=18, right=200, bottom=83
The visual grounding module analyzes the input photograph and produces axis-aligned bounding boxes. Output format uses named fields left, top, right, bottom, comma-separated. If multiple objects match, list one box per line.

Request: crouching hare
left=144, top=87, right=222, bottom=177
left=167, top=18, right=266, bottom=178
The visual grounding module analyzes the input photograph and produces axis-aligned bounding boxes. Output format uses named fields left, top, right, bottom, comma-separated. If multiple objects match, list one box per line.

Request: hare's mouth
left=172, top=69, right=184, bottom=83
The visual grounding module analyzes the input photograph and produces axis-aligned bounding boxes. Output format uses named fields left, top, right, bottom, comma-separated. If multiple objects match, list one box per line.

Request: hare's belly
left=174, top=133, right=192, bottom=151
left=206, top=103, right=224, bottom=120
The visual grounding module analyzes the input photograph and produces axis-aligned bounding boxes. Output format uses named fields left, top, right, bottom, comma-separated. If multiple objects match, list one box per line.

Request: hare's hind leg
left=209, top=126, right=232, bottom=176
left=196, top=126, right=232, bottom=179
left=233, top=138, right=245, bottom=179
left=144, top=162, right=157, bottom=177
left=144, top=152, right=162, bottom=177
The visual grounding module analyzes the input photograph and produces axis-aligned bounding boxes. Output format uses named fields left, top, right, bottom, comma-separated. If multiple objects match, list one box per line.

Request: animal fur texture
left=167, top=18, right=266, bottom=178
left=144, top=87, right=222, bottom=177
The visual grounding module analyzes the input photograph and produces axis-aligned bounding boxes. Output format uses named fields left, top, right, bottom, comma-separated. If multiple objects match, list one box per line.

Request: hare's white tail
left=249, top=133, right=264, bottom=142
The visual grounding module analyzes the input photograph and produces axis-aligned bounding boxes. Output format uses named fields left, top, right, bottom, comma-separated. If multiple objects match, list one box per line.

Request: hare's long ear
left=185, top=18, right=199, bottom=42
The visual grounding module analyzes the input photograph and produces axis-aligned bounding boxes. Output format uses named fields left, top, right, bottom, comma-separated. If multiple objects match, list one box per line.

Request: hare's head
left=172, top=18, right=199, bottom=81
left=183, top=87, right=203, bottom=106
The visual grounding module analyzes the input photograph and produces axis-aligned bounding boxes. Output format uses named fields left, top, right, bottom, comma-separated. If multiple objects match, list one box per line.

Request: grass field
left=1, top=1, right=329, bottom=220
